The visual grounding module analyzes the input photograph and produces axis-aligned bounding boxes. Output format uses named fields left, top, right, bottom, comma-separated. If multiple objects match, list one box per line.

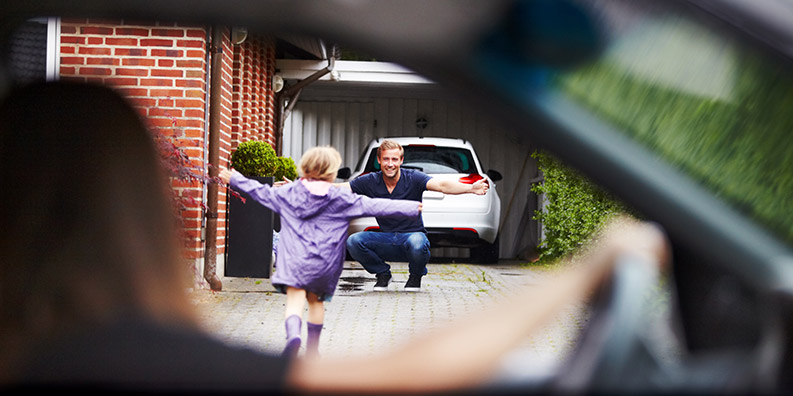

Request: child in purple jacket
left=220, top=146, right=421, bottom=358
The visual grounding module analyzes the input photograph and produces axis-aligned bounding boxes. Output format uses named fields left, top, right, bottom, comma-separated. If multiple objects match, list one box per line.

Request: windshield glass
left=363, top=145, right=477, bottom=174
left=554, top=0, right=793, bottom=244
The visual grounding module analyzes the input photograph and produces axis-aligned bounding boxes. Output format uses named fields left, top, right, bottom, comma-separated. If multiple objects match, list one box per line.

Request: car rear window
left=363, top=145, right=477, bottom=174
left=553, top=0, right=793, bottom=245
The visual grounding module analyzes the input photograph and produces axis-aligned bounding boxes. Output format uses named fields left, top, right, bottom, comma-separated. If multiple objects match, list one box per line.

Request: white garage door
left=282, top=89, right=540, bottom=261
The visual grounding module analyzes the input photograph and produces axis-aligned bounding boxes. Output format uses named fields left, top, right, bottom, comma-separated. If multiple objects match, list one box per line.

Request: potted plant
left=225, top=140, right=297, bottom=278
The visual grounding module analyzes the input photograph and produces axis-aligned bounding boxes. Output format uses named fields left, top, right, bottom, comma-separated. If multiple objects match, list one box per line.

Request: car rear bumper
left=348, top=215, right=499, bottom=247
left=426, top=227, right=494, bottom=247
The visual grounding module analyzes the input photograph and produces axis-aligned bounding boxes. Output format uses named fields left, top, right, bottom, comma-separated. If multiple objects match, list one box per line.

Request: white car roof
left=368, top=137, right=474, bottom=149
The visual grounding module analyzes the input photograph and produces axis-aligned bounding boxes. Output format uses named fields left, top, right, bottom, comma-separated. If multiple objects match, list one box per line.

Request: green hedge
left=531, top=151, right=630, bottom=262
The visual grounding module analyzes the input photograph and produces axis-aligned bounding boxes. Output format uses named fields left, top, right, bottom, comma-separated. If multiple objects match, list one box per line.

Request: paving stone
left=191, top=260, right=589, bottom=379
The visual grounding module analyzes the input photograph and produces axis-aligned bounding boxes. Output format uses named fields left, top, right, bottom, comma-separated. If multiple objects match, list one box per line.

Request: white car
left=338, top=137, right=502, bottom=263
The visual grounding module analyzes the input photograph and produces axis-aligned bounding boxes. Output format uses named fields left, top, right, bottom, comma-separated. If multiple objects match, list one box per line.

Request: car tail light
left=364, top=226, right=380, bottom=231
left=453, top=227, right=479, bottom=235
left=458, top=173, right=484, bottom=184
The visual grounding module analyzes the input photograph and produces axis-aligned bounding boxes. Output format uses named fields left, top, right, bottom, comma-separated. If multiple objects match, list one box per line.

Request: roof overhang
left=278, top=35, right=329, bottom=60
left=275, top=59, right=435, bottom=85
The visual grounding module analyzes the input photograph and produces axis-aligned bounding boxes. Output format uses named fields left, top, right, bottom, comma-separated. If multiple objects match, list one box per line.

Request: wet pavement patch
left=340, top=276, right=375, bottom=284
left=337, top=283, right=363, bottom=292
left=336, top=276, right=375, bottom=294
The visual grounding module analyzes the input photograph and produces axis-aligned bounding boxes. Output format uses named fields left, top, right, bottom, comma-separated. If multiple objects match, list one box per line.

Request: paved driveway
left=191, top=260, right=589, bottom=380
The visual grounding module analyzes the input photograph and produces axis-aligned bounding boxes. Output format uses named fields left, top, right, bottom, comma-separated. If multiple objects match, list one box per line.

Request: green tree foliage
left=531, top=151, right=629, bottom=261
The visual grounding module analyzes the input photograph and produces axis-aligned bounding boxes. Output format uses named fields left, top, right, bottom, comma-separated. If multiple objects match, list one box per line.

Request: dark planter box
left=225, top=176, right=274, bottom=278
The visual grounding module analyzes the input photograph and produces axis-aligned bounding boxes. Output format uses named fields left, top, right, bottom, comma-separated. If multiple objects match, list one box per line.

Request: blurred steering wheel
left=552, top=253, right=666, bottom=392
left=549, top=253, right=788, bottom=393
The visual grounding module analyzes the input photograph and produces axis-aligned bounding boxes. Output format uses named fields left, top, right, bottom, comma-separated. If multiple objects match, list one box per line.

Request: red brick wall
left=219, top=34, right=278, bottom=264
left=208, top=28, right=235, bottom=265
left=231, top=34, right=277, bottom=147
left=60, top=20, right=214, bottom=263
left=59, top=21, right=277, bottom=275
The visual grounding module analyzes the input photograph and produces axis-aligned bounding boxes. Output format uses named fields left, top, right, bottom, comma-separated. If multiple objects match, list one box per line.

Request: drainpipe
left=203, top=26, right=224, bottom=291
left=275, top=45, right=335, bottom=155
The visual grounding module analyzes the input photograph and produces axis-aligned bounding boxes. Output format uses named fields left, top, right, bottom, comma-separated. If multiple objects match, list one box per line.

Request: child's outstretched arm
left=218, top=168, right=234, bottom=184
left=351, top=195, right=421, bottom=219
left=219, top=168, right=278, bottom=209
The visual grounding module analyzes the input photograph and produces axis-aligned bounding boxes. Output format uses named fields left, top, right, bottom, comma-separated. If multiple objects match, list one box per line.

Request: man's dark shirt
left=349, top=168, right=431, bottom=233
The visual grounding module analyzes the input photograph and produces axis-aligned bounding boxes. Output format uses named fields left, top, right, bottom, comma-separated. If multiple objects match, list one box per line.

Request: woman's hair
left=376, top=139, right=404, bottom=159
left=299, top=146, right=342, bottom=182
left=0, top=82, right=196, bottom=374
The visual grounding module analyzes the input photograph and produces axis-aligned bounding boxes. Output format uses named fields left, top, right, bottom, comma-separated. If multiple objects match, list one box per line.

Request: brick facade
left=232, top=34, right=278, bottom=146
left=59, top=20, right=278, bottom=284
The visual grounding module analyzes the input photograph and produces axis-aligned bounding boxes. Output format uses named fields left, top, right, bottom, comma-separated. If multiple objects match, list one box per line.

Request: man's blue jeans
left=346, top=231, right=430, bottom=276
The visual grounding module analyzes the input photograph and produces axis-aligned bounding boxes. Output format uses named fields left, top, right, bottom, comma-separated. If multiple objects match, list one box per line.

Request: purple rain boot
left=283, top=315, right=302, bottom=358
left=306, top=322, right=323, bottom=358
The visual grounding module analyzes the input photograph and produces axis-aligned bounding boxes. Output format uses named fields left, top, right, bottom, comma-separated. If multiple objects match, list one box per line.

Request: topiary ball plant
left=230, top=140, right=297, bottom=180
left=231, top=140, right=277, bottom=177
left=273, top=156, right=298, bottom=181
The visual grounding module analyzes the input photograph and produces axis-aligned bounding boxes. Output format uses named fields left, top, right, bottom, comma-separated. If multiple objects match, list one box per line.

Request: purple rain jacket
left=229, top=171, right=420, bottom=299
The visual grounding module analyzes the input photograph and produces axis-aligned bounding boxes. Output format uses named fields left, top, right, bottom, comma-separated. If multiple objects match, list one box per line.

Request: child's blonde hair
left=299, top=146, right=342, bottom=182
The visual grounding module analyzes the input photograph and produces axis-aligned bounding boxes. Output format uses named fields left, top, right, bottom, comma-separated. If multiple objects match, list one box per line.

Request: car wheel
left=471, top=235, right=499, bottom=264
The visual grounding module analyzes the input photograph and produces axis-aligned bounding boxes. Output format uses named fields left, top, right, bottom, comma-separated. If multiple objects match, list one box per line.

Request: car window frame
left=2, top=0, right=792, bottom=292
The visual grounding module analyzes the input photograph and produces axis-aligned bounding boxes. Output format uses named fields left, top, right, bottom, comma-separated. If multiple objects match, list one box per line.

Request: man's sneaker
left=404, top=274, right=422, bottom=292
left=373, top=272, right=392, bottom=291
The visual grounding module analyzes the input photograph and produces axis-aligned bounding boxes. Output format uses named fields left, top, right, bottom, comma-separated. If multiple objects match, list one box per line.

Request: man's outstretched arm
left=426, top=178, right=488, bottom=195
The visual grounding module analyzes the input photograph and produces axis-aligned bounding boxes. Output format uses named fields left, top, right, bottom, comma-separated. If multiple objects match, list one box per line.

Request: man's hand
left=471, top=179, right=489, bottom=195
left=427, top=178, right=489, bottom=195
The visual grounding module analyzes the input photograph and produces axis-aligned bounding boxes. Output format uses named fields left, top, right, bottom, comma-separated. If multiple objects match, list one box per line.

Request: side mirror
left=337, top=167, right=352, bottom=180
left=487, top=169, right=503, bottom=182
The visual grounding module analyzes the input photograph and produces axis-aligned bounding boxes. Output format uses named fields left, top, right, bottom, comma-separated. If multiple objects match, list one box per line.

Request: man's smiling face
left=378, top=148, right=403, bottom=179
